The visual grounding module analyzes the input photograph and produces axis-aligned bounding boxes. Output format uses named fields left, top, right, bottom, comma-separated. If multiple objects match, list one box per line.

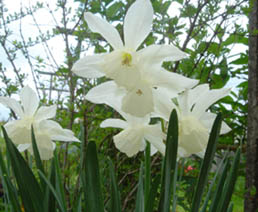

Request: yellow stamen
left=121, top=52, right=132, bottom=66
left=136, top=89, right=143, bottom=96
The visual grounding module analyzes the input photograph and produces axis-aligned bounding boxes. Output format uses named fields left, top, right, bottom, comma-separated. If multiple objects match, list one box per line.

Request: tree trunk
left=245, top=0, right=258, bottom=211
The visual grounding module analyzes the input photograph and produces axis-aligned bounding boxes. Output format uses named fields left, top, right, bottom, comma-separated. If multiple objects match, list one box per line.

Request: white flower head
left=154, top=84, right=231, bottom=158
left=72, top=0, right=198, bottom=117
left=101, top=113, right=166, bottom=157
left=0, top=86, right=80, bottom=160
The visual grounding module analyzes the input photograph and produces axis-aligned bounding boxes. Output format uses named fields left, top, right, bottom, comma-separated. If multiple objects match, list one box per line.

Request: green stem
left=144, top=141, right=151, bottom=211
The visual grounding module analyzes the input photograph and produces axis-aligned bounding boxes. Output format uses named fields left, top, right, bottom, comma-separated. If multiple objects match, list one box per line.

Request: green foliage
left=0, top=111, right=241, bottom=212
left=0, top=0, right=248, bottom=210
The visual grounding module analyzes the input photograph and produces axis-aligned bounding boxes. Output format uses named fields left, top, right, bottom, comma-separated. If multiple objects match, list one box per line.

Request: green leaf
left=31, top=126, right=46, bottom=193
left=144, top=141, right=151, bottom=210
left=106, top=2, right=124, bottom=19
left=135, top=164, right=144, bottom=212
left=0, top=148, right=21, bottom=212
left=226, top=203, right=234, bottom=212
left=190, top=113, right=222, bottom=212
left=44, top=159, right=56, bottom=212
left=38, top=170, right=66, bottom=212
left=84, top=141, right=104, bottom=212
left=108, top=159, right=121, bottom=212
left=158, top=109, right=178, bottom=212
left=200, top=154, right=228, bottom=212
left=145, top=175, right=160, bottom=212
left=53, top=152, right=67, bottom=211
left=2, top=126, right=44, bottom=212
left=217, top=148, right=241, bottom=212
left=209, top=158, right=229, bottom=212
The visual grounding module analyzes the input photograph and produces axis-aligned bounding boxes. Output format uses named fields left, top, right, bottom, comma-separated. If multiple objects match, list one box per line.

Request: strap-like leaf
left=2, top=126, right=44, bottom=212
left=135, top=164, right=144, bottom=212
left=144, top=141, right=151, bottom=211
left=158, top=109, right=178, bottom=212
left=108, top=159, right=121, bottom=212
left=217, top=148, right=241, bottom=212
left=190, top=113, right=222, bottom=212
left=209, top=159, right=229, bottom=212
left=145, top=175, right=160, bottom=212
left=84, top=141, right=104, bottom=212
left=38, top=170, right=66, bottom=212
left=0, top=148, right=21, bottom=212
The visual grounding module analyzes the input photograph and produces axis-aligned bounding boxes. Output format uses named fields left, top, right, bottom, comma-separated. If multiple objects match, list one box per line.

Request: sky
left=0, top=0, right=248, bottom=121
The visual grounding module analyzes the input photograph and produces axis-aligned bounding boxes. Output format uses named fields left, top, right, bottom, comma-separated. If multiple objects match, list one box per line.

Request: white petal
left=4, top=121, right=31, bottom=144
left=177, top=84, right=209, bottom=115
left=193, top=88, right=231, bottom=118
left=152, top=88, right=176, bottom=121
left=17, top=144, right=31, bottom=152
left=37, top=120, right=80, bottom=142
left=144, top=124, right=166, bottom=155
left=148, top=69, right=199, bottom=96
left=150, top=145, right=158, bottom=156
left=137, top=44, right=187, bottom=64
left=0, top=97, right=24, bottom=118
left=179, top=128, right=209, bottom=156
left=221, top=121, right=231, bottom=134
left=84, top=12, right=123, bottom=49
left=124, top=0, right=153, bottom=50
left=113, top=128, right=145, bottom=157
left=35, top=105, right=57, bottom=122
left=200, top=112, right=231, bottom=134
left=122, top=84, right=154, bottom=117
left=123, top=114, right=150, bottom=125
left=20, top=86, right=39, bottom=116
left=85, top=81, right=125, bottom=111
left=28, top=134, right=55, bottom=160
left=72, top=54, right=105, bottom=78
left=100, top=118, right=128, bottom=129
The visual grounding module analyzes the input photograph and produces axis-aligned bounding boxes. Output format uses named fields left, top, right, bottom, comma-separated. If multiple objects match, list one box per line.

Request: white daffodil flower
left=84, top=72, right=198, bottom=118
left=154, top=84, right=231, bottom=158
left=85, top=83, right=165, bottom=157
left=101, top=113, right=166, bottom=157
left=0, top=86, right=80, bottom=160
left=72, top=0, right=198, bottom=117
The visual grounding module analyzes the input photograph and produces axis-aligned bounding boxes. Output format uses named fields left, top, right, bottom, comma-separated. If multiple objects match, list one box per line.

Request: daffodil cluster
left=0, top=86, right=80, bottom=160
left=72, top=0, right=230, bottom=157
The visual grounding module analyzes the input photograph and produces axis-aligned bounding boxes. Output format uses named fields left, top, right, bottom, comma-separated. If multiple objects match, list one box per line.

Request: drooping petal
left=124, top=0, right=153, bottom=50
left=148, top=69, right=199, bottom=96
left=28, top=134, right=55, bottom=160
left=4, top=121, right=31, bottom=144
left=152, top=87, right=176, bottom=121
left=179, top=126, right=209, bottom=156
left=200, top=112, right=231, bottom=134
left=113, top=128, right=145, bottom=157
left=144, top=124, right=166, bottom=155
left=20, top=86, right=39, bottom=116
left=137, top=44, right=187, bottom=65
left=17, top=144, right=31, bottom=152
left=122, top=84, right=154, bottom=117
left=100, top=118, right=128, bottom=129
left=35, top=105, right=57, bottom=122
left=0, top=97, right=24, bottom=118
left=123, top=113, right=150, bottom=125
left=150, top=145, right=158, bottom=156
left=38, top=120, right=80, bottom=142
left=192, top=87, right=231, bottom=118
left=72, top=54, right=105, bottom=78
left=177, top=84, right=209, bottom=115
left=85, top=81, right=126, bottom=111
left=84, top=12, right=123, bottom=49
